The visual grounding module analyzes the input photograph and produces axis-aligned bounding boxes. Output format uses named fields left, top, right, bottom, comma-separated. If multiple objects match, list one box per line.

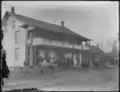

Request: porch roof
left=35, top=44, right=89, bottom=53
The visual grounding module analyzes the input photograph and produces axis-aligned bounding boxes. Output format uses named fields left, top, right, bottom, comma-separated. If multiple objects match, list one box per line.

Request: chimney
left=11, top=6, right=15, bottom=15
left=61, top=21, right=64, bottom=27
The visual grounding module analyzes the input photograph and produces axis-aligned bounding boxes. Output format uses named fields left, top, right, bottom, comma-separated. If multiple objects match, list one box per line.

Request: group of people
left=81, top=56, right=117, bottom=69
left=36, top=56, right=58, bottom=75
left=37, top=56, right=56, bottom=66
left=36, top=53, right=116, bottom=70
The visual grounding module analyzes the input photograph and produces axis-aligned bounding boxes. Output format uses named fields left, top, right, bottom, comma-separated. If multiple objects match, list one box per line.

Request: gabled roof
left=3, top=11, right=91, bottom=41
left=89, top=45, right=104, bottom=54
left=103, top=52, right=119, bottom=59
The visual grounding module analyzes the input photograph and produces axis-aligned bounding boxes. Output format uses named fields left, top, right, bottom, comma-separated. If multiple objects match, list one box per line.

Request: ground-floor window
left=15, top=48, right=20, bottom=61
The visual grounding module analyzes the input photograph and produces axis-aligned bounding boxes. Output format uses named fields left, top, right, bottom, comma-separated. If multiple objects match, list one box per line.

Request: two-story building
left=2, top=7, right=91, bottom=68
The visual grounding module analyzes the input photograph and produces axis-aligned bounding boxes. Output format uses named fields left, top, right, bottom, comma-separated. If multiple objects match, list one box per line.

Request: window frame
left=15, top=48, right=20, bottom=61
left=12, top=20, right=16, bottom=29
left=27, top=31, right=33, bottom=39
left=15, top=31, right=20, bottom=44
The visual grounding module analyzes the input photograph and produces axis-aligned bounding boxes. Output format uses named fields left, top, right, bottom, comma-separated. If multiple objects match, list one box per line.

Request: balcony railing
left=63, top=42, right=73, bottom=48
left=50, top=41, right=63, bottom=47
left=82, top=45, right=89, bottom=50
left=27, top=37, right=89, bottom=50
left=74, top=44, right=82, bottom=49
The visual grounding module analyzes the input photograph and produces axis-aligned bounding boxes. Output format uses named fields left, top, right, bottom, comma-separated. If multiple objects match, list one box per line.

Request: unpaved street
left=3, top=67, right=119, bottom=91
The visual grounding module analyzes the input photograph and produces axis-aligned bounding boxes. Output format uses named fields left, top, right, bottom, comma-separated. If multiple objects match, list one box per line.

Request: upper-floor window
left=28, top=31, right=33, bottom=39
left=15, top=31, right=20, bottom=44
left=12, top=20, right=16, bottom=29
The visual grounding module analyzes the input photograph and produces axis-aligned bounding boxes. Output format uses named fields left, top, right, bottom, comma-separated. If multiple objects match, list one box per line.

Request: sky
left=2, top=1, right=119, bottom=52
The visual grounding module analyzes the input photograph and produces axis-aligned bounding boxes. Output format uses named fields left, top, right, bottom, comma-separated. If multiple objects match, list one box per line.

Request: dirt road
left=3, top=67, right=119, bottom=91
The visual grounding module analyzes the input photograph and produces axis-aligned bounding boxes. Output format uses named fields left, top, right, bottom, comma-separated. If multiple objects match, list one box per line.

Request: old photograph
left=1, top=1, right=119, bottom=91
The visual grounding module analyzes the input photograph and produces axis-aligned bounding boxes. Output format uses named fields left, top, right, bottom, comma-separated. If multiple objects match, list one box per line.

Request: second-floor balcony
left=27, top=37, right=89, bottom=50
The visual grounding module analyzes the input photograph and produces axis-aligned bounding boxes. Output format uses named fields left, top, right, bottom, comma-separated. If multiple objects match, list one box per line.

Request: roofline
left=4, top=11, right=91, bottom=41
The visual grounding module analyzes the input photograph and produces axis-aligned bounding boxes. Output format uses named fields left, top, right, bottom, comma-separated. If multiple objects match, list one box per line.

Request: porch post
left=80, top=53, right=82, bottom=65
left=72, top=51, right=74, bottom=67
left=72, top=44, right=75, bottom=67
left=25, top=30, right=28, bottom=65
left=80, top=42, right=82, bottom=66
left=25, top=45, right=28, bottom=64
left=33, top=46, right=36, bottom=67
left=29, top=31, right=34, bottom=67
left=29, top=46, right=33, bottom=67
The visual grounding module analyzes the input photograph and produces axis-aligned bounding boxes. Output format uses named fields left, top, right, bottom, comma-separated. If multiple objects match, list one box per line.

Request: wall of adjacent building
left=3, top=15, right=26, bottom=67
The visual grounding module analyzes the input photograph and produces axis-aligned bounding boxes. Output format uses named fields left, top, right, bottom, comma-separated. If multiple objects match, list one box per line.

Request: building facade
left=2, top=7, right=91, bottom=67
